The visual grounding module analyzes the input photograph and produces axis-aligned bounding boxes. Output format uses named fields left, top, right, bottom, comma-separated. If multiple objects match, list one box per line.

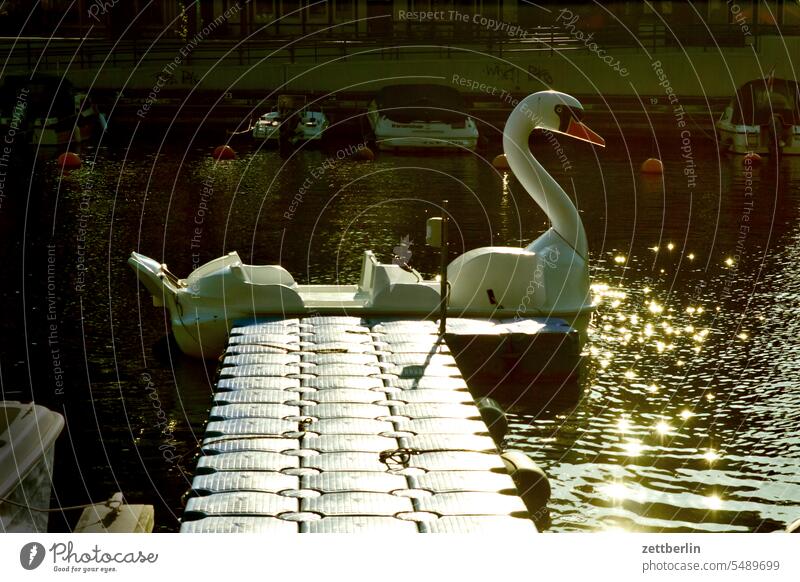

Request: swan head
left=503, top=90, right=603, bottom=260
left=512, top=90, right=605, bottom=147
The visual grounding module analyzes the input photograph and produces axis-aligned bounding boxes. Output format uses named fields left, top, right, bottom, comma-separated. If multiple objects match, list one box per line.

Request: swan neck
left=503, top=121, right=588, bottom=258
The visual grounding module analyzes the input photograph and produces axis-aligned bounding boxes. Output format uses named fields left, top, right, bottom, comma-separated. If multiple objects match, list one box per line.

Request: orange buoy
left=743, top=152, right=761, bottom=165
left=641, top=158, right=663, bottom=174
left=57, top=152, right=81, bottom=169
left=212, top=145, right=236, bottom=160
left=353, top=146, right=374, bottom=161
left=492, top=154, right=510, bottom=170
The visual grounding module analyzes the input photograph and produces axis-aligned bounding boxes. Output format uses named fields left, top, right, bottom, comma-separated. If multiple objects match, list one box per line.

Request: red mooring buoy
left=353, top=146, right=375, bottom=161
left=641, top=158, right=664, bottom=174
left=213, top=145, right=236, bottom=160
left=57, top=152, right=82, bottom=169
left=492, top=154, right=510, bottom=170
left=743, top=152, right=762, bottom=165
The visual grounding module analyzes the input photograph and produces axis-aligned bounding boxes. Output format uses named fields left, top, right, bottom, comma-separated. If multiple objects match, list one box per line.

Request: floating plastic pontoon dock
left=180, top=317, right=540, bottom=533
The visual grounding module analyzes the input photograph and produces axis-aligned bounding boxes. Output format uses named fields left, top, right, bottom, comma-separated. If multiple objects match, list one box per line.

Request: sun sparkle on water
left=601, top=483, right=630, bottom=500
left=622, top=439, right=644, bottom=456
left=579, top=261, right=757, bottom=529
left=600, top=482, right=646, bottom=503
left=616, top=417, right=632, bottom=433
left=654, top=421, right=673, bottom=435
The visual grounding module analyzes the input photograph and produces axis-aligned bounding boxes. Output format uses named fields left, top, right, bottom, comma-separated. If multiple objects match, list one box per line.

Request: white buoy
left=477, top=397, right=507, bottom=444
left=501, top=450, right=551, bottom=518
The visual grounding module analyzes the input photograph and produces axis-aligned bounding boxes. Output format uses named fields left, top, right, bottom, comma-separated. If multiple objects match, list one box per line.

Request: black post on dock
left=439, top=199, right=449, bottom=336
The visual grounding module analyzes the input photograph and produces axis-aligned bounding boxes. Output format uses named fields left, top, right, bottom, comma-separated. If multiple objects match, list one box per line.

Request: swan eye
left=559, top=105, right=583, bottom=120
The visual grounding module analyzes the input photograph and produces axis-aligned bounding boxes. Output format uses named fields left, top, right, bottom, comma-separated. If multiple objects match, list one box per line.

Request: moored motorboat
left=368, top=84, right=479, bottom=151
left=0, top=74, right=105, bottom=146
left=252, top=109, right=328, bottom=143
left=717, top=77, right=800, bottom=155
left=131, top=90, right=603, bottom=358
left=1, top=401, right=64, bottom=532
left=251, top=110, right=281, bottom=140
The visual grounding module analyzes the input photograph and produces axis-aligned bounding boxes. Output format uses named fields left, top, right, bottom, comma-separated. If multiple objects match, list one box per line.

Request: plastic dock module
left=180, top=317, right=539, bottom=534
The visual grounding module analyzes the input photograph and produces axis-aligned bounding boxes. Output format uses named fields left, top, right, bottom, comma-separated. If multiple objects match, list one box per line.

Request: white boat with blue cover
left=130, top=90, right=604, bottom=358
left=717, top=77, right=800, bottom=155
left=368, top=84, right=479, bottom=151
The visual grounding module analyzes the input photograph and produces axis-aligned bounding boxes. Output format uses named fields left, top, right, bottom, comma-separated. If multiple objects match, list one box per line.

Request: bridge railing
left=1, top=22, right=792, bottom=74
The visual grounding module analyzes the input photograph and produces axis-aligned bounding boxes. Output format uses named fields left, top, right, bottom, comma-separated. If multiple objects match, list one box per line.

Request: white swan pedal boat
left=131, top=91, right=604, bottom=359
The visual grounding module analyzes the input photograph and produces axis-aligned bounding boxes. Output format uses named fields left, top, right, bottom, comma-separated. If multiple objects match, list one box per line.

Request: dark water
left=2, top=128, right=799, bottom=532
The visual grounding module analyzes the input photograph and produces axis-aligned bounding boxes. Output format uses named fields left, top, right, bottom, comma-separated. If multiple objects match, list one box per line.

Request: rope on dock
left=226, top=122, right=254, bottom=136
left=0, top=494, right=122, bottom=513
left=379, top=447, right=486, bottom=470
